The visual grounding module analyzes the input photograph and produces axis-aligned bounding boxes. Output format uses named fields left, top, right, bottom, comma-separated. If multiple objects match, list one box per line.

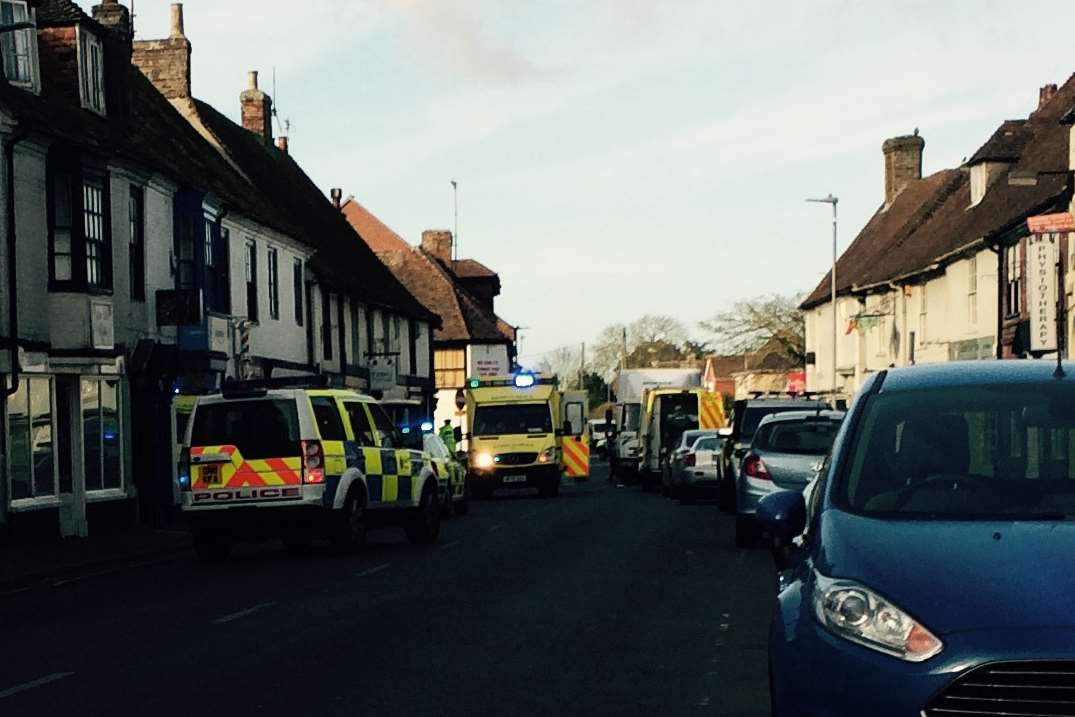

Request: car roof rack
left=221, top=374, right=331, bottom=399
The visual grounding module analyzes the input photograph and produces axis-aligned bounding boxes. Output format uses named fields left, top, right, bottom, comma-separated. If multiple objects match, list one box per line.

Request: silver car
left=662, top=429, right=718, bottom=496
left=734, top=410, right=844, bottom=547
left=675, top=433, right=724, bottom=504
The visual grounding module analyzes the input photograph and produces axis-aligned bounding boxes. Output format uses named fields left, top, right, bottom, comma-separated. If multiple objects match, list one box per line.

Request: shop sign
left=1026, top=232, right=1058, bottom=353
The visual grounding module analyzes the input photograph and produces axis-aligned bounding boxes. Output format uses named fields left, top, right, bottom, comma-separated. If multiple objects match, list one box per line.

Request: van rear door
left=188, top=398, right=303, bottom=493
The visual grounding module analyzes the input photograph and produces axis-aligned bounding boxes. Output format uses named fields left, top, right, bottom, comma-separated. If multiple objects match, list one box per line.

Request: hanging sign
left=1026, top=232, right=1058, bottom=353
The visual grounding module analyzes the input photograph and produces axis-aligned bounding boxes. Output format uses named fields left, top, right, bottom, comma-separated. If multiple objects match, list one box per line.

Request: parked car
left=588, top=418, right=615, bottom=457
left=675, top=433, right=724, bottom=505
left=734, top=410, right=843, bottom=546
left=719, top=396, right=830, bottom=511
left=401, top=428, right=469, bottom=518
left=662, top=429, right=718, bottom=496
left=762, top=361, right=1075, bottom=716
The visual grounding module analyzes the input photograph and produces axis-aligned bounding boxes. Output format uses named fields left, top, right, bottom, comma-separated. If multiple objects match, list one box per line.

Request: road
left=0, top=463, right=775, bottom=717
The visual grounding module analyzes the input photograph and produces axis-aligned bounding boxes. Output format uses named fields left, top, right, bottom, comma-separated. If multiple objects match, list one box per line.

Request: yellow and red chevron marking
left=562, top=437, right=590, bottom=478
left=699, top=393, right=726, bottom=430
left=190, top=445, right=302, bottom=489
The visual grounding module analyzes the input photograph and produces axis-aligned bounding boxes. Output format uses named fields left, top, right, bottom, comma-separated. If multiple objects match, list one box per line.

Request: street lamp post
left=806, top=195, right=838, bottom=398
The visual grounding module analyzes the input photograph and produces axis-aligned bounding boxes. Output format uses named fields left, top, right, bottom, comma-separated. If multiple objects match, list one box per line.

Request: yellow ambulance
left=638, top=387, right=726, bottom=492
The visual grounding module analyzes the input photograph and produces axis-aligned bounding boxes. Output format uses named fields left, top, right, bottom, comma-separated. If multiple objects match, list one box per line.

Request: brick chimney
left=421, top=230, right=454, bottom=264
left=882, top=133, right=924, bottom=207
left=275, top=136, right=289, bottom=154
left=131, top=3, right=192, bottom=100
left=1038, top=83, right=1059, bottom=110
left=240, top=71, right=273, bottom=143
left=92, top=0, right=131, bottom=46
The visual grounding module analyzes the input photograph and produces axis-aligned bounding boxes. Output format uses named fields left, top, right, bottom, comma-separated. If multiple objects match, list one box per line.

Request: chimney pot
left=421, top=230, right=454, bottom=265
left=330, top=188, right=343, bottom=208
left=247, top=70, right=259, bottom=91
left=170, top=3, right=185, bottom=38
left=92, top=0, right=132, bottom=42
left=882, top=133, right=925, bottom=207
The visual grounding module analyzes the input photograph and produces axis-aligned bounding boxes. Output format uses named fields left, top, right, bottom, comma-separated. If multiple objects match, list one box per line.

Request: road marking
left=695, top=697, right=711, bottom=707
left=213, top=602, right=276, bottom=624
left=439, top=540, right=461, bottom=550
left=0, top=586, right=33, bottom=597
left=0, top=672, right=75, bottom=699
left=488, top=524, right=504, bottom=533
left=355, top=563, right=391, bottom=577
left=51, top=556, right=179, bottom=587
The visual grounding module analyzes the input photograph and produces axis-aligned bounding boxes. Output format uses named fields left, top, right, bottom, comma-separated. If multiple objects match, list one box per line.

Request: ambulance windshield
left=473, top=403, right=553, bottom=436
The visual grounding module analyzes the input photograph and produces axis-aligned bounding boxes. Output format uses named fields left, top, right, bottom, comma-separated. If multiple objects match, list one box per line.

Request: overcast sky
left=81, top=0, right=1075, bottom=364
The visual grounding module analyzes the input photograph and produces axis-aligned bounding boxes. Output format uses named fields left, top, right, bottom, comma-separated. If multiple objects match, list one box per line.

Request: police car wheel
left=406, top=484, right=441, bottom=545
left=330, top=490, right=367, bottom=552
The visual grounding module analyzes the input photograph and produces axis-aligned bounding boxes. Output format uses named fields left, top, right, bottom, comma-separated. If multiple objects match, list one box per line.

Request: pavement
left=0, top=462, right=776, bottom=717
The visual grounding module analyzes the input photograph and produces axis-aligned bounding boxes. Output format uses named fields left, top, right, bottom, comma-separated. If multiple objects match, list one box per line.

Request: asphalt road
left=0, top=462, right=775, bottom=717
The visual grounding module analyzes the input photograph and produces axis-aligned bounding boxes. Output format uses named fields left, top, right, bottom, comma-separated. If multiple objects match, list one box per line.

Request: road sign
left=454, top=389, right=466, bottom=410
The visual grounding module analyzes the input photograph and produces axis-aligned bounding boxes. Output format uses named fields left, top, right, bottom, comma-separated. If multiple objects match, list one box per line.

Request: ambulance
left=638, top=387, right=726, bottom=492
left=465, top=372, right=577, bottom=498
left=180, top=376, right=444, bottom=559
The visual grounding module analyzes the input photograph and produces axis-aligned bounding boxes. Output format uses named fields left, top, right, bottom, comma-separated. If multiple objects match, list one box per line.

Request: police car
left=179, top=376, right=443, bottom=559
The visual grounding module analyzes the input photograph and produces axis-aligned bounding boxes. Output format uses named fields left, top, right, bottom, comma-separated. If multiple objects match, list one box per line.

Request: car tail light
left=685, top=454, right=697, bottom=467
left=302, top=440, right=325, bottom=484
left=178, top=447, right=191, bottom=491
left=743, top=453, right=770, bottom=480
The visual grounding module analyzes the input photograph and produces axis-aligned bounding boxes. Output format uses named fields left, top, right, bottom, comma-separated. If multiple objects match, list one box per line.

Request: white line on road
left=355, top=564, right=391, bottom=577
left=488, top=524, right=505, bottom=533
left=0, top=672, right=75, bottom=699
left=439, top=540, right=461, bottom=550
left=213, top=602, right=276, bottom=624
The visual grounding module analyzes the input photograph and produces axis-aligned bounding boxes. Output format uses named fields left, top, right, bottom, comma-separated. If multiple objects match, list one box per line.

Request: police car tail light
left=743, top=454, right=770, bottom=480
left=302, top=440, right=325, bottom=484
left=685, top=453, right=697, bottom=467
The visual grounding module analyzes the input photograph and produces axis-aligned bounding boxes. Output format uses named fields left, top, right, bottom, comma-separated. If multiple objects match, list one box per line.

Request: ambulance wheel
left=330, top=489, right=367, bottom=553
left=192, top=526, right=231, bottom=562
left=406, top=483, right=441, bottom=545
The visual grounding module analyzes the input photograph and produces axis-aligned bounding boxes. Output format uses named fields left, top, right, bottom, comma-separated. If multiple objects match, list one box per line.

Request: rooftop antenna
left=272, top=67, right=288, bottom=138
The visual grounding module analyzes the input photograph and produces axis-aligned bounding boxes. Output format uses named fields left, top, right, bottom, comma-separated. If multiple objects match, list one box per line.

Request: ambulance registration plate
left=503, top=475, right=527, bottom=484
left=202, top=464, right=222, bottom=486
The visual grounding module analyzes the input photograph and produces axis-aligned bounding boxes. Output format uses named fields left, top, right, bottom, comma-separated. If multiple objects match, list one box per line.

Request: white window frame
left=0, top=1, right=39, bottom=92
left=80, top=376, right=125, bottom=496
left=76, top=25, right=106, bottom=115
left=5, top=374, right=60, bottom=510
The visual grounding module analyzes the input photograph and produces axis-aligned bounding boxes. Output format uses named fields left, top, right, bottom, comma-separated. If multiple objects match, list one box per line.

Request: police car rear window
left=190, top=399, right=301, bottom=460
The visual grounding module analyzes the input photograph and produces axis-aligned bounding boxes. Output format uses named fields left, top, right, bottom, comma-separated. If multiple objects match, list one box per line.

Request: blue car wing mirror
left=757, top=490, right=807, bottom=543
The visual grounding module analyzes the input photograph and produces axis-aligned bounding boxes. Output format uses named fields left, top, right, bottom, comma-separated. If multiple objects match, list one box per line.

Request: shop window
left=6, top=376, right=57, bottom=502
left=81, top=378, right=122, bottom=492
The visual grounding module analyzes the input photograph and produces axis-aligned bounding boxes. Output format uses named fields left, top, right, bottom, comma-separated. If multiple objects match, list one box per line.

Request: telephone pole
left=579, top=342, right=586, bottom=389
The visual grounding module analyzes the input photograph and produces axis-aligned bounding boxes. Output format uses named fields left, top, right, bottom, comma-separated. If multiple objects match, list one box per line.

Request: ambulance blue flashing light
left=514, top=372, right=537, bottom=388
left=421, top=421, right=434, bottom=432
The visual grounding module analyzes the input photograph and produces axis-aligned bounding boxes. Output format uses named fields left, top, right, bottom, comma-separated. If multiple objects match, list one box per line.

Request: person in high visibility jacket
left=439, top=419, right=457, bottom=454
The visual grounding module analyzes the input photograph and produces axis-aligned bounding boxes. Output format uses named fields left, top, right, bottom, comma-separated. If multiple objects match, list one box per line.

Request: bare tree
left=700, top=294, right=805, bottom=363
left=537, top=345, right=583, bottom=388
left=590, top=316, right=691, bottom=378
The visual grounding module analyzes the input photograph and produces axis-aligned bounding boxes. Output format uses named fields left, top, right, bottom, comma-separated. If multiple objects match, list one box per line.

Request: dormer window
left=77, top=26, right=105, bottom=114
left=0, top=0, right=38, bottom=91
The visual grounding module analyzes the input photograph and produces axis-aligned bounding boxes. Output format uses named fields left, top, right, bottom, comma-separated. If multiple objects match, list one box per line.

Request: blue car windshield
left=839, top=383, right=1075, bottom=518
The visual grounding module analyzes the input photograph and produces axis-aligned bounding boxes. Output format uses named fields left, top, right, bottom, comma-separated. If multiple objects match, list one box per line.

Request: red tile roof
left=452, top=259, right=497, bottom=279
left=340, top=198, right=411, bottom=254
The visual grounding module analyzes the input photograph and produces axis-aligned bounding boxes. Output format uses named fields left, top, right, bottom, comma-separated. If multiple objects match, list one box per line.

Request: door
left=367, top=402, right=415, bottom=506
left=561, top=391, right=589, bottom=479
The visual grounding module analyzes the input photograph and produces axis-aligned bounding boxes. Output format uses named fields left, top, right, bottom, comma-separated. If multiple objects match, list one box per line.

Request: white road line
left=0, top=672, right=75, bottom=699
left=439, top=540, right=461, bottom=550
left=488, top=524, right=504, bottom=533
left=355, top=564, right=391, bottom=577
left=51, top=556, right=179, bottom=587
left=213, top=602, right=276, bottom=624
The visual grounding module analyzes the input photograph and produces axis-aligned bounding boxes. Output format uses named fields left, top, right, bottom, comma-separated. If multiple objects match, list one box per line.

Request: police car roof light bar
left=222, top=374, right=331, bottom=398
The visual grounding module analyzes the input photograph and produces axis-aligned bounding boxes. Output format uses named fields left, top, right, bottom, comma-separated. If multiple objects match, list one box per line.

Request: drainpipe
left=4, top=131, right=27, bottom=398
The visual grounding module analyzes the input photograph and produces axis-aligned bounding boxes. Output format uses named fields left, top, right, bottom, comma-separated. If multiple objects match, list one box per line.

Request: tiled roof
left=37, top=0, right=90, bottom=25
left=968, top=120, right=1031, bottom=164
left=452, top=259, right=497, bottom=279
left=191, top=101, right=438, bottom=323
left=340, top=198, right=411, bottom=253
left=803, top=73, right=1075, bottom=309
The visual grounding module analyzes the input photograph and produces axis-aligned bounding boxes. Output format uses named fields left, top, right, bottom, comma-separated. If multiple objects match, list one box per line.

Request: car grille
left=496, top=452, right=538, bottom=466
left=925, top=661, right=1075, bottom=717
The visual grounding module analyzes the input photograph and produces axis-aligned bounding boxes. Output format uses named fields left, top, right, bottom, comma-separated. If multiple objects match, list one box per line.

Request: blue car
left=760, top=361, right=1075, bottom=716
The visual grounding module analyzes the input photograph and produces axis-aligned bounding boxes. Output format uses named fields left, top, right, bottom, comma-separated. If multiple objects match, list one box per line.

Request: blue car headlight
left=812, top=572, right=943, bottom=663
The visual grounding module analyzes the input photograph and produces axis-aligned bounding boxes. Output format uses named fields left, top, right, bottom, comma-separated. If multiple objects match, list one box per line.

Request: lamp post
left=806, top=195, right=838, bottom=398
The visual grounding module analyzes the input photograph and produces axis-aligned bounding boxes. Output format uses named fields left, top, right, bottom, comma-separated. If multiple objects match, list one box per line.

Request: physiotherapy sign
left=1025, top=213, right=1073, bottom=355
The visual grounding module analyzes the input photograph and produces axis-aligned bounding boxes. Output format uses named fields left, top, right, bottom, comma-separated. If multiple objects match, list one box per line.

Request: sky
left=81, top=0, right=1075, bottom=365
